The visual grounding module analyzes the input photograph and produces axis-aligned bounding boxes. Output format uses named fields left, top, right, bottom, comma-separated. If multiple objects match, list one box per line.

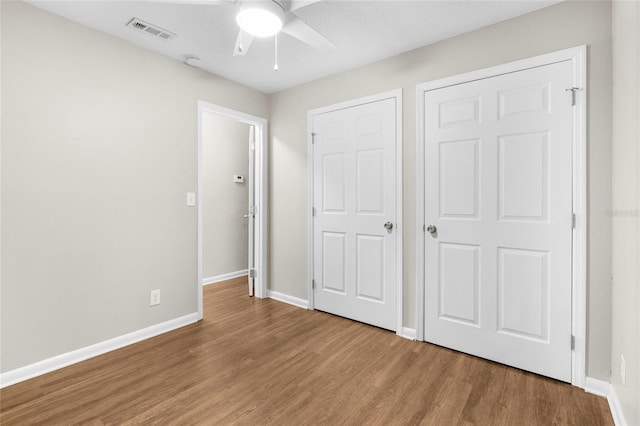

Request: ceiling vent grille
left=127, top=18, right=176, bottom=40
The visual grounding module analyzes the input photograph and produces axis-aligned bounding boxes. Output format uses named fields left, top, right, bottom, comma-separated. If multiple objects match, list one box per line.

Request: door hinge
left=312, top=206, right=316, bottom=217
left=565, top=87, right=582, bottom=106
left=249, top=205, right=256, bottom=215
left=571, top=335, right=575, bottom=350
left=423, top=224, right=426, bottom=232
left=249, top=269, right=257, bottom=278
left=312, top=279, right=316, bottom=290
left=311, top=132, right=317, bottom=144
left=571, top=212, right=576, bottom=229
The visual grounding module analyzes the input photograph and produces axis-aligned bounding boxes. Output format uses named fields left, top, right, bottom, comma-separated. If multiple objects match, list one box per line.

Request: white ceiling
left=26, top=0, right=561, bottom=94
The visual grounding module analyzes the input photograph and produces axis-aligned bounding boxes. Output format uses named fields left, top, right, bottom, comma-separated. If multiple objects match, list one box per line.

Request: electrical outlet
left=150, top=289, right=161, bottom=306
left=186, top=192, right=196, bottom=207
left=621, top=354, right=626, bottom=387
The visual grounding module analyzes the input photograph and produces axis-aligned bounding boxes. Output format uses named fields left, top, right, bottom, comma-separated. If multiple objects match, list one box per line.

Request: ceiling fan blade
left=288, top=0, right=323, bottom=12
left=233, top=30, right=254, bottom=56
left=151, top=0, right=235, bottom=4
left=281, top=16, right=334, bottom=51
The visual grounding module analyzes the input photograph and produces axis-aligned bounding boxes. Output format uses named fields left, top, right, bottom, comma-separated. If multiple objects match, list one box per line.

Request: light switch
left=186, top=192, right=196, bottom=206
left=233, top=175, right=245, bottom=183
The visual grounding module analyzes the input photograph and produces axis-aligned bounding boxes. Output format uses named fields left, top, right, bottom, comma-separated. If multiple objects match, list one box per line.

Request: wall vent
left=127, top=18, right=176, bottom=40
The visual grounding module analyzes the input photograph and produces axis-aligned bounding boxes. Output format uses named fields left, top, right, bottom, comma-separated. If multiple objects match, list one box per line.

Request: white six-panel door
left=312, top=97, right=398, bottom=331
left=423, top=61, right=574, bottom=381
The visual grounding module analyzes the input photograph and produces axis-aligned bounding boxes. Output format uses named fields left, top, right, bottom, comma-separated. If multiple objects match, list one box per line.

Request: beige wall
left=0, top=0, right=269, bottom=373
left=611, top=0, right=640, bottom=423
left=269, top=0, right=613, bottom=379
left=202, top=113, right=250, bottom=279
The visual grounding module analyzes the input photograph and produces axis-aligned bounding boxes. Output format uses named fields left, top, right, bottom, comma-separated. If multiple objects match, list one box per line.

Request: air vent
left=127, top=18, right=176, bottom=40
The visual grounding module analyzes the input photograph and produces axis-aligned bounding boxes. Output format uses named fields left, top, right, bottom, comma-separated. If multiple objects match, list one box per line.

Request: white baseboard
left=584, top=377, right=628, bottom=426
left=202, top=269, right=248, bottom=285
left=267, top=290, right=308, bottom=309
left=401, top=327, right=416, bottom=340
left=607, top=384, right=629, bottom=426
left=0, top=312, right=199, bottom=389
left=584, top=377, right=610, bottom=397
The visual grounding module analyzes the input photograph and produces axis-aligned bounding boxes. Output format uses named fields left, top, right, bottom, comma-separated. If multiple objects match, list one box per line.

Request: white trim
left=307, top=111, right=315, bottom=310
left=584, top=377, right=610, bottom=397
left=584, top=379, right=629, bottom=425
left=395, top=90, right=404, bottom=337
left=415, top=76, right=426, bottom=343
left=607, top=384, right=629, bottom=426
left=0, top=313, right=198, bottom=389
left=401, top=327, right=416, bottom=340
left=267, top=290, right=309, bottom=309
left=202, top=269, right=248, bottom=285
left=306, top=89, right=404, bottom=334
left=569, top=46, right=588, bottom=389
left=416, top=47, right=585, bottom=92
left=197, top=101, right=269, bottom=321
left=415, top=46, right=588, bottom=386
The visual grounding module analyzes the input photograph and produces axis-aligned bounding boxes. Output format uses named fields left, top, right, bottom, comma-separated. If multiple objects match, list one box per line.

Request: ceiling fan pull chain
left=274, top=34, right=279, bottom=71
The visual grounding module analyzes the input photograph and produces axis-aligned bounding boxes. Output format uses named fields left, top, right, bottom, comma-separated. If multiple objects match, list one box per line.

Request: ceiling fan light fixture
left=236, top=1, right=284, bottom=38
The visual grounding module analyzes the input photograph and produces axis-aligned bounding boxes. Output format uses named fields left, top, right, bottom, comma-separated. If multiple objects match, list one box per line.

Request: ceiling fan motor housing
left=236, top=0, right=286, bottom=38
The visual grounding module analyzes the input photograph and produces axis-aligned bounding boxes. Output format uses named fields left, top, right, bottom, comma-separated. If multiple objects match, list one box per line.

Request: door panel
left=498, top=248, right=548, bottom=340
left=498, top=132, right=549, bottom=220
left=439, top=139, right=479, bottom=218
left=356, top=149, right=384, bottom=213
left=424, top=60, right=573, bottom=382
left=313, top=97, right=397, bottom=331
left=322, top=153, right=346, bottom=213
left=439, top=243, right=479, bottom=325
left=356, top=234, right=385, bottom=302
left=322, top=231, right=347, bottom=294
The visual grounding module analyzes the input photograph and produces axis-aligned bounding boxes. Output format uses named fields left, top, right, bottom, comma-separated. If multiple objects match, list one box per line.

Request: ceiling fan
left=234, top=0, right=335, bottom=56
left=167, top=0, right=335, bottom=57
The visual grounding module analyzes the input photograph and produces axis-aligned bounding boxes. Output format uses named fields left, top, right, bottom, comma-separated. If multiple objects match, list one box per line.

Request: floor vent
left=127, top=18, right=176, bottom=40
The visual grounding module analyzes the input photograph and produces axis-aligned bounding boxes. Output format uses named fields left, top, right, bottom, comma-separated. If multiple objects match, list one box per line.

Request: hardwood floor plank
left=1, top=277, right=613, bottom=425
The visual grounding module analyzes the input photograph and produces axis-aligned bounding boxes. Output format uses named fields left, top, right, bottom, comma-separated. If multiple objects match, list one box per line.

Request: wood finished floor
left=1, top=276, right=612, bottom=425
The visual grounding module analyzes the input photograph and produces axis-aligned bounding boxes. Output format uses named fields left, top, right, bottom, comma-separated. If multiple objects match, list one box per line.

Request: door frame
left=415, top=46, right=587, bottom=387
left=306, top=89, right=404, bottom=336
left=197, top=101, right=269, bottom=319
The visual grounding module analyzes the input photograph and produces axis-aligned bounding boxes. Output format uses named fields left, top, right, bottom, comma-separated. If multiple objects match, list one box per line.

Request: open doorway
left=202, top=114, right=251, bottom=285
left=197, top=101, right=268, bottom=320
